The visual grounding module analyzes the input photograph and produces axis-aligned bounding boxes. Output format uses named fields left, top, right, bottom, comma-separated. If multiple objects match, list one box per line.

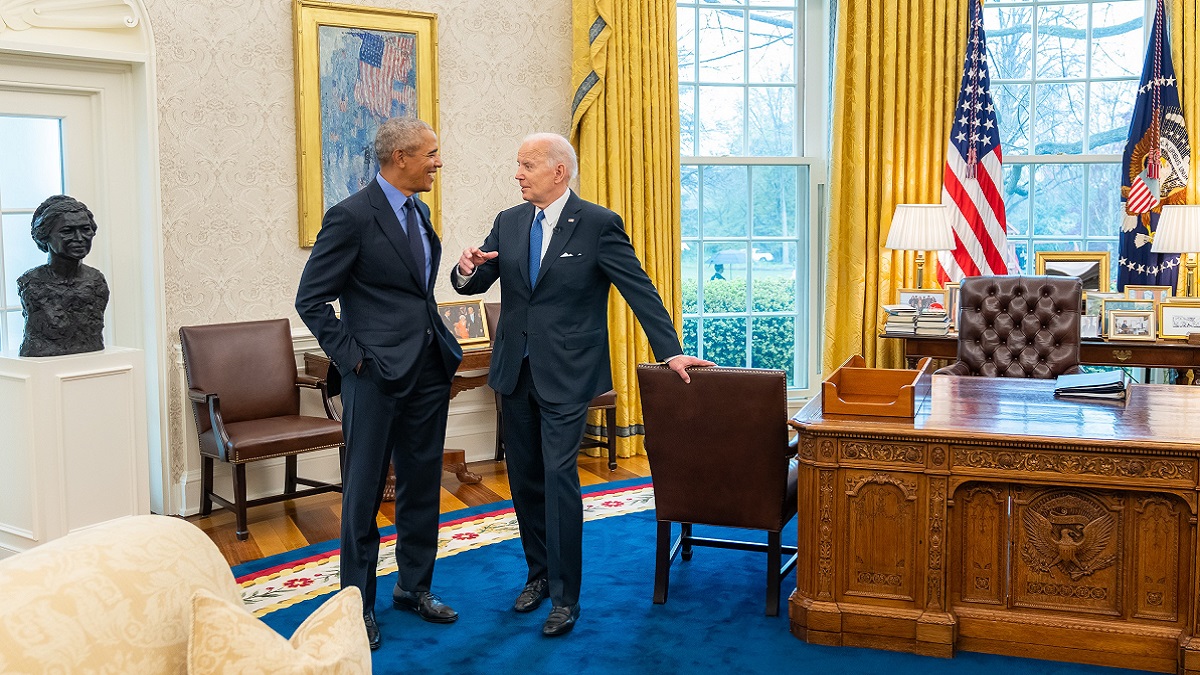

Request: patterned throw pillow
left=187, top=587, right=371, bottom=674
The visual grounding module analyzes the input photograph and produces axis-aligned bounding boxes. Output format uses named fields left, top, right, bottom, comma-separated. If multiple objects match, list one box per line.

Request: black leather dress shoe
left=393, top=588, right=459, bottom=623
left=363, top=611, right=381, bottom=650
left=513, top=579, right=549, bottom=613
left=542, top=604, right=580, bottom=637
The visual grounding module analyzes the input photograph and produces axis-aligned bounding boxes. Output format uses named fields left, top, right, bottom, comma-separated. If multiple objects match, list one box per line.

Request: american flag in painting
left=353, top=31, right=416, bottom=120
left=936, top=0, right=1011, bottom=283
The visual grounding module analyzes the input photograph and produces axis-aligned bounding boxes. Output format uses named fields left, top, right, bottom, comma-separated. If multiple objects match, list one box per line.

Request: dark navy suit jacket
left=452, top=191, right=681, bottom=404
left=297, top=178, right=462, bottom=394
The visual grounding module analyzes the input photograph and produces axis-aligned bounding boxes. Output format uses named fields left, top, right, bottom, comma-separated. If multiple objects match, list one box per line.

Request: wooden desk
left=303, top=348, right=492, bottom=489
left=888, top=333, right=1200, bottom=384
left=789, top=377, right=1200, bottom=673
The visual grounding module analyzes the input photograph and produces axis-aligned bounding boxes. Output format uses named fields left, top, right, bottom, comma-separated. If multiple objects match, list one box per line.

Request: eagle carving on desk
left=1022, top=505, right=1116, bottom=581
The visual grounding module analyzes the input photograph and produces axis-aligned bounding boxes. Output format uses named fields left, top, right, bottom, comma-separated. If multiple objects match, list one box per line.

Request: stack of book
left=1053, top=370, right=1127, bottom=400
left=882, top=305, right=918, bottom=335
left=915, top=308, right=949, bottom=336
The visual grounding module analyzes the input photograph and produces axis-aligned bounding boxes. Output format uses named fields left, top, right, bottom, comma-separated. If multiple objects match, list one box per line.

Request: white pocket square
left=560, top=252, right=581, bottom=258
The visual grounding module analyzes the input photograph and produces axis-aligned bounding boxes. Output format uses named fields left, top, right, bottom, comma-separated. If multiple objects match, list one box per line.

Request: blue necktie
left=403, top=197, right=426, bottom=290
left=529, top=210, right=545, bottom=288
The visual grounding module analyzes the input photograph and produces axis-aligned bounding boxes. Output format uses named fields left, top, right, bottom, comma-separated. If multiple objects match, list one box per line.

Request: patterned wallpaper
left=146, top=0, right=573, bottom=484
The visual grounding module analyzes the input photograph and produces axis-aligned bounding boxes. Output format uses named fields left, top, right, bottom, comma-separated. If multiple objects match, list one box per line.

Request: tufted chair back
left=935, top=275, right=1082, bottom=379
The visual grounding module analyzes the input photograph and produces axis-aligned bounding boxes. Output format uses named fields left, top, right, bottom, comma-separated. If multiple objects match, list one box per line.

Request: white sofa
left=0, top=515, right=244, bottom=674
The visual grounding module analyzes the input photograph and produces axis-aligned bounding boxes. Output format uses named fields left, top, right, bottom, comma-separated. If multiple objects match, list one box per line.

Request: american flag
left=1117, top=0, right=1190, bottom=289
left=937, top=0, right=1011, bottom=283
left=353, top=31, right=414, bottom=120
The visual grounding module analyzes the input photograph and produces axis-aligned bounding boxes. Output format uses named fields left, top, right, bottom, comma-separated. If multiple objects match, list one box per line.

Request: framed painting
left=293, top=0, right=439, bottom=247
left=1107, top=310, right=1155, bottom=341
left=1124, top=284, right=1174, bottom=302
left=1158, top=301, right=1200, bottom=340
left=1034, top=251, right=1111, bottom=293
left=438, top=300, right=490, bottom=348
left=896, top=288, right=947, bottom=312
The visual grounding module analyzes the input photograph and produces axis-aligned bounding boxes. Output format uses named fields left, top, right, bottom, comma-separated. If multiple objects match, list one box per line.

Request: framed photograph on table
left=437, top=300, right=490, bottom=348
left=293, top=0, right=439, bottom=247
left=1085, top=291, right=1123, bottom=316
left=1125, top=285, right=1174, bottom=302
left=1158, top=301, right=1200, bottom=340
left=1080, top=315, right=1101, bottom=338
left=1100, top=299, right=1155, bottom=336
left=1034, top=251, right=1111, bottom=293
left=896, top=288, right=947, bottom=312
left=1107, top=310, right=1155, bottom=341
left=944, top=282, right=960, bottom=331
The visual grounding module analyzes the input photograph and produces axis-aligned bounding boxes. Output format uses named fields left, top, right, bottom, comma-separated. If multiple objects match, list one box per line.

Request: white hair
left=523, top=132, right=577, bottom=181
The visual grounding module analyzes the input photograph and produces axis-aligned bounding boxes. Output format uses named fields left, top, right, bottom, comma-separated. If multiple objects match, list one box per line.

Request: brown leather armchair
left=485, top=302, right=618, bottom=470
left=180, top=319, right=343, bottom=541
left=936, top=275, right=1083, bottom=378
left=637, top=364, right=798, bottom=616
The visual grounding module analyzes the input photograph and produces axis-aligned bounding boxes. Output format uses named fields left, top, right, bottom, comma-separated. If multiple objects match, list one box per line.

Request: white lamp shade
left=885, top=204, right=957, bottom=251
left=1151, top=205, right=1200, bottom=253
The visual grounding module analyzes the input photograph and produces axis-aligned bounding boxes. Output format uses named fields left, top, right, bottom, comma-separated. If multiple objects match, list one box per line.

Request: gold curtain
left=1169, top=0, right=1199, bottom=207
left=822, top=0, right=969, bottom=372
left=570, top=0, right=681, bottom=458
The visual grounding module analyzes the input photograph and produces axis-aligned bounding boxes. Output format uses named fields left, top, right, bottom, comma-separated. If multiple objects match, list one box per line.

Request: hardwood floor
left=190, top=454, right=652, bottom=566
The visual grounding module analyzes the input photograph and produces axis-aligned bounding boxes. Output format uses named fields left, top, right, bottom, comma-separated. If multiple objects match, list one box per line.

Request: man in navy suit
left=453, top=133, right=712, bottom=636
left=296, top=118, right=462, bottom=650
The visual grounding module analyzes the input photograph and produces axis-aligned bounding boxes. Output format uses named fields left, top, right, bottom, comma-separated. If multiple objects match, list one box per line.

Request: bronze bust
left=17, top=195, right=110, bottom=357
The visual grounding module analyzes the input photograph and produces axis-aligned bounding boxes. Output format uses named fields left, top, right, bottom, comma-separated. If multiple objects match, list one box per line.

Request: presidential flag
left=1118, top=0, right=1191, bottom=290
left=937, top=0, right=1012, bottom=283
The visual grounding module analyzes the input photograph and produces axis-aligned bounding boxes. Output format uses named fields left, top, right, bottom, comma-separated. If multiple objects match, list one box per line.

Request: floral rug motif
left=236, top=481, right=655, bottom=616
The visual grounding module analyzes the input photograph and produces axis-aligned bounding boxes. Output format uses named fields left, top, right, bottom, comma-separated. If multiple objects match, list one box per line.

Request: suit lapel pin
left=567, top=218, right=575, bottom=223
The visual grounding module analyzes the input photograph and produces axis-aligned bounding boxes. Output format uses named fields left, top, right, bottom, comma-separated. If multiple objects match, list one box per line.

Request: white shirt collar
left=538, top=189, right=571, bottom=229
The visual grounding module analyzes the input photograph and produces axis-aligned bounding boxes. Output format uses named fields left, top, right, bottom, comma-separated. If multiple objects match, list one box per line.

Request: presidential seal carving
left=1021, top=491, right=1116, bottom=582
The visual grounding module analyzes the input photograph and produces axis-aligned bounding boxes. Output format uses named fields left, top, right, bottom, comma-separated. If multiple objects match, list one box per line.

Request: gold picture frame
left=1107, top=309, right=1155, bottom=342
left=1158, top=300, right=1200, bottom=340
left=1099, top=298, right=1155, bottom=336
left=896, top=288, right=948, bottom=312
left=943, top=282, right=960, bottom=331
left=293, top=0, right=440, bottom=247
left=1125, top=284, right=1174, bottom=302
left=438, top=300, right=490, bottom=348
left=1034, top=251, right=1111, bottom=293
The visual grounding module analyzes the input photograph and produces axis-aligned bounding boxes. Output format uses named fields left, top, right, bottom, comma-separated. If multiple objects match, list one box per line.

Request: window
left=0, top=115, right=65, bottom=352
left=677, top=0, right=824, bottom=392
left=987, top=0, right=1146, bottom=280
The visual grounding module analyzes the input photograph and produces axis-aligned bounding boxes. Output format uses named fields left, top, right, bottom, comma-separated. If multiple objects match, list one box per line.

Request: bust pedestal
left=0, top=347, right=149, bottom=557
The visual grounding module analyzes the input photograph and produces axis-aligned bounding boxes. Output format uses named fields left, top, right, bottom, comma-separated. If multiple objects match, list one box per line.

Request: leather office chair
left=936, top=275, right=1083, bottom=379
left=637, top=364, right=798, bottom=616
left=485, top=302, right=619, bottom=470
left=180, top=319, right=344, bottom=541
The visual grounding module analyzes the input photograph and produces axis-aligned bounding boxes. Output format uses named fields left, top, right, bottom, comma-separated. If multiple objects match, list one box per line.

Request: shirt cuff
left=663, top=355, right=683, bottom=363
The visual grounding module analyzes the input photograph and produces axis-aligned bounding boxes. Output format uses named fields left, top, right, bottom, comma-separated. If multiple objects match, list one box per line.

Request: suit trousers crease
left=501, top=358, right=590, bottom=608
left=338, top=342, right=451, bottom=608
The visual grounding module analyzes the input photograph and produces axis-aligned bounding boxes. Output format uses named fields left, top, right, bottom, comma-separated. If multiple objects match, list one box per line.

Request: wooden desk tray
left=822, top=355, right=933, bottom=418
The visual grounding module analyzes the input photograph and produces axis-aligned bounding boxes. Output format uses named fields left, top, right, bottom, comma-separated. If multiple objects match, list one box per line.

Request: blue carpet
left=235, top=486, right=1153, bottom=675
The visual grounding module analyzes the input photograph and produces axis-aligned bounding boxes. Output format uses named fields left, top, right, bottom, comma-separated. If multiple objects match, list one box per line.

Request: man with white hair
left=452, top=133, right=712, bottom=636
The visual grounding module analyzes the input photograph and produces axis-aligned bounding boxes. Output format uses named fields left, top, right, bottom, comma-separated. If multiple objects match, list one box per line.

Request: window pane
left=698, top=8, right=745, bottom=83
left=1087, top=239, right=1120, bottom=284
left=985, top=6, right=1032, bottom=80
left=1012, top=241, right=1031, bottom=274
left=994, top=84, right=1031, bottom=155
left=701, top=165, right=749, bottom=237
left=703, top=317, right=748, bottom=367
left=682, top=317, right=698, bottom=358
left=4, top=212, right=45, bottom=309
left=0, top=116, right=62, bottom=211
left=752, top=165, right=797, bottom=237
left=1091, top=1, right=1144, bottom=78
left=3, top=310, right=22, bottom=352
left=697, top=86, right=745, bottom=155
left=1033, top=82, right=1085, bottom=153
left=1087, top=163, right=1124, bottom=238
left=680, top=85, right=697, bottom=156
left=1035, top=4, right=1087, bottom=79
left=703, top=243, right=747, bottom=298
left=678, top=7, right=697, bottom=83
left=1032, top=163, right=1084, bottom=237
left=747, top=10, right=795, bottom=84
left=1088, top=80, right=1137, bottom=153
left=752, top=315, right=795, bottom=384
left=682, top=238, right=700, bottom=313
left=752, top=245, right=795, bottom=312
left=681, top=166, right=699, bottom=237
left=748, top=86, right=794, bottom=155
left=1003, top=164, right=1031, bottom=237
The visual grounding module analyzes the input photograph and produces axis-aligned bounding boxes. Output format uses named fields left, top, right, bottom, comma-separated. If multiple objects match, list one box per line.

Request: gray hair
left=376, top=118, right=434, bottom=165
left=523, top=133, right=577, bottom=182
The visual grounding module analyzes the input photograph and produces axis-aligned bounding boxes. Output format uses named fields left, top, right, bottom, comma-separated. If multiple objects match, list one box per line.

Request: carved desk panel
left=789, top=377, right=1200, bottom=674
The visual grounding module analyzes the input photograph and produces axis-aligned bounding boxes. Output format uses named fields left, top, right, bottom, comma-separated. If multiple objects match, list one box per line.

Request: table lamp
left=884, top=204, right=956, bottom=289
left=1150, top=205, right=1200, bottom=297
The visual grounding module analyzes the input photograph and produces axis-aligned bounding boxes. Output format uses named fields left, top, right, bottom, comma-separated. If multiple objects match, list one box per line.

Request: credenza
left=789, top=377, right=1200, bottom=673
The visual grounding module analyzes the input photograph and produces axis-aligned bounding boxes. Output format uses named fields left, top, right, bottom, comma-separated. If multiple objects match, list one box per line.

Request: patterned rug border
left=236, top=479, right=654, bottom=617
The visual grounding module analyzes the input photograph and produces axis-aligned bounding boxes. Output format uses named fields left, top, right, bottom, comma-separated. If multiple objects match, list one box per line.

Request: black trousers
left=338, top=343, right=451, bottom=609
left=501, top=359, right=591, bottom=608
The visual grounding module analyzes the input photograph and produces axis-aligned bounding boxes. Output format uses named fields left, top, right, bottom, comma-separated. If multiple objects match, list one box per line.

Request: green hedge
left=681, top=276, right=796, bottom=383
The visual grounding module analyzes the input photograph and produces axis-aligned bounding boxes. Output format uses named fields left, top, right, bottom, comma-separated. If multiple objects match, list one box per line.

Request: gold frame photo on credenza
left=1099, top=298, right=1155, bottom=337
left=293, top=0, right=440, bottom=247
left=1034, top=250, right=1111, bottom=293
left=1125, top=284, right=1174, bottom=302
left=437, top=299, right=490, bottom=348
left=1107, top=309, right=1156, bottom=342
left=896, top=288, right=947, bottom=312
left=1158, top=300, right=1200, bottom=340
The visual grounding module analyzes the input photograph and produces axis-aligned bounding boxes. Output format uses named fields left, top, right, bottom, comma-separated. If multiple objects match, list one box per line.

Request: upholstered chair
left=936, top=275, right=1083, bottom=378
left=637, top=364, right=798, bottom=616
left=180, top=319, right=343, bottom=540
